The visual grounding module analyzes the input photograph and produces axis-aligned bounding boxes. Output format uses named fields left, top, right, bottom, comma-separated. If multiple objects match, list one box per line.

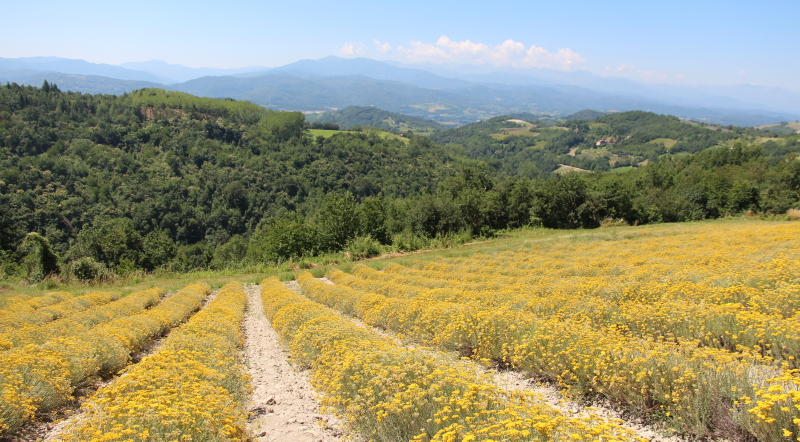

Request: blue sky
left=2, top=0, right=798, bottom=91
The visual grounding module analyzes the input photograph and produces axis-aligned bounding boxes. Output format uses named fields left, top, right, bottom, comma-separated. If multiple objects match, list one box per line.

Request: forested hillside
left=306, top=106, right=443, bottom=133
left=0, top=84, right=464, bottom=278
left=1, top=83, right=799, bottom=283
left=431, top=111, right=784, bottom=175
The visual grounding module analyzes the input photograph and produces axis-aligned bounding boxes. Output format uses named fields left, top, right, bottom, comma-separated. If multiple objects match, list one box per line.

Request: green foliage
left=345, top=235, right=382, bottom=260
left=140, top=229, right=177, bottom=270
left=309, top=106, right=443, bottom=133
left=248, top=215, right=319, bottom=263
left=1, top=84, right=799, bottom=274
left=72, top=218, right=143, bottom=270
left=317, top=192, right=361, bottom=251
left=20, top=232, right=60, bottom=282
left=210, top=235, right=248, bottom=270
left=256, top=110, right=306, bottom=142
left=69, top=256, right=111, bottom=282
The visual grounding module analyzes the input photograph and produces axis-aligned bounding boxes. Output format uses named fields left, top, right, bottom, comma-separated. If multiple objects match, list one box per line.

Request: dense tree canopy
left=1, top=84, right=798, bottom=280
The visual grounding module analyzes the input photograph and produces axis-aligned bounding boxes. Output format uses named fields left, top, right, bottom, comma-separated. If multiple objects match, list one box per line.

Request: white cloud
left=394, top=36, right=584, bottom=70
left=397, top=41, right=452, bottom=64
left=604, top=63, right=674, bottom=82
left=374, top=39, right=391, bottom=54
left=337, top=42, right=366, bottom=57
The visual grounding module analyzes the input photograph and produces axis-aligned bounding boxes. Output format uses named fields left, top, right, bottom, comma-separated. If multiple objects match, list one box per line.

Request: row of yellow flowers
left=309, top=265, right=799, bottom=442
left=264, top=275, right=641, bottom=442
left=351, top=261, right=800, bottom=369
left=0, top=291, right=74, bottom=316
left=0, top=291, right=123, bottom=350
left=343, top=223, right=800, bottom=369
left=0, top=284, right=209, bottom=436
left=56, top=281, right=250, bottom=442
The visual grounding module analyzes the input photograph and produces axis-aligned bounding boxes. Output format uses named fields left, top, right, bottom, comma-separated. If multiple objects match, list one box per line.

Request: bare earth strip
left=243, top=283, right=346, bottom=442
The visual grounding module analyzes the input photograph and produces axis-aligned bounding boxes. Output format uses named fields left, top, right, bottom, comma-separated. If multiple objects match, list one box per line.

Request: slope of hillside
left=306, top=106, right=444, bottom=133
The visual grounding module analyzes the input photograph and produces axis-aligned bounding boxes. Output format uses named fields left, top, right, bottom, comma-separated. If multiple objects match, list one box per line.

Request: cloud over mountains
left=338, top=36, right=584, bottom=71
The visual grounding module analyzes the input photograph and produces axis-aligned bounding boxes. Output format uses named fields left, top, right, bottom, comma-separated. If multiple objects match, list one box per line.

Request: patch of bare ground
left=244, top=283, right=347, bottom=442
left=13, top=289, right=213, bottom=442
left=314, top=278, right=705, bottom=442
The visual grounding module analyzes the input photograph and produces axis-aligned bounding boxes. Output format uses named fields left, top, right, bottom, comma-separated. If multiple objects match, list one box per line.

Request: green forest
left=1, top=83, right=799, bottom=282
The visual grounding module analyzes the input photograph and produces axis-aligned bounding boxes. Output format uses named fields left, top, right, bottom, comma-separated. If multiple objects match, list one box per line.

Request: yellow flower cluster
left=262, top=276, right=641, bottom=442
left=0, top=292, right=74, bottom=316
left=57, top=282, right=250, bottom=442
left=0, top=284, right=209, bottom=436
left=0, top=291, right=123, bottom=351
left=307, top=221, right=800, bottom=441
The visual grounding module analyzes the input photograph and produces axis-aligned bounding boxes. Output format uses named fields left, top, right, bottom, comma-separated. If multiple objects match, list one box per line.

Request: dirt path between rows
left=243, top=283, right=346, bottom=442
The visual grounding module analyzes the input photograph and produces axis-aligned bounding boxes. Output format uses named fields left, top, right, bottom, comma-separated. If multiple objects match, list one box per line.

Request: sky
left=2, top=0, right=798, bottom=91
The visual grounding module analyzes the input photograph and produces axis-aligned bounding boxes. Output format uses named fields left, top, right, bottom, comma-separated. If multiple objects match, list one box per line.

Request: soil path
left=243, top=283, right=346, bottom=442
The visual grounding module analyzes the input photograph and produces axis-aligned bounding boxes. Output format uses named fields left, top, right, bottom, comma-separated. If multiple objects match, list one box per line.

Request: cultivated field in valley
left=1, top=220, right=798, bottom=442
left=296, top=221, right=800, bottom=442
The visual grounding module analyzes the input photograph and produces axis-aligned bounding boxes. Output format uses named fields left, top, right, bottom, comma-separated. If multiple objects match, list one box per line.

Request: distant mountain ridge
left=120, top=60, right=269, bottom=83
left=2, top=55, right=798, bottom=127
left=0, top=57, right=166, bottom=83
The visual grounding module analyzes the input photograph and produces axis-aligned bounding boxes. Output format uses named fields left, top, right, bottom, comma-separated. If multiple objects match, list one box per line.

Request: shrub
left=70, top=257, right=112, bottom=282
left=391, top=230, right=427, bottom=252
left=345, top=235, right=382, bottom=260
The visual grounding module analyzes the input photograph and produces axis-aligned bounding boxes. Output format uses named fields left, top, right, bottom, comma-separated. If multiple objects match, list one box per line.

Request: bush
left=345, top=235, right=383, bottom=260
left=787, top=209, right=800, bottom=221
left=391, top=230, right=428, bottom=252
left=210, top=235, right=248, bottom=269
left=70, top=257, right=112, bottom=282
left=20, top=232, right=60, bottom=282
left=247, top=215, right=319, bottom=264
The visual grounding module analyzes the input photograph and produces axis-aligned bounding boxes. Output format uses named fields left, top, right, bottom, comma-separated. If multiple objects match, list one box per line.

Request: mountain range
left=2, top=55, right=798, bottom=126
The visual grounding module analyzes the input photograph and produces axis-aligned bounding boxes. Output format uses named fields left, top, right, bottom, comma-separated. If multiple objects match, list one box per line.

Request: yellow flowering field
left=0, top=283, right=209, bottom=435
left=0, top=291, right=123, bottom=350
left=262, top=275, right=642, bottom=442
left=0, top=291, right=74, bottom=316
left=298, top=221, right=800, bottom=442
left=56, top=281, right=250, bottom=442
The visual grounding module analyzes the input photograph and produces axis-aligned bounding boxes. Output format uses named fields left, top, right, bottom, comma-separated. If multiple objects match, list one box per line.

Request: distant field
left=648, top=137, right=678, bottom=149
left=554, top=164, right=592, bottom=174
left=307, top=129, right=345, bottom=138
left=307, top=128, right=409, bottom=143
left=607, top=166, right=636, bottom=173
left=374, top=130, right=409, bottom=143
left=384, top=118, right=438, bottom=136
left=504, top=128, right=537, bottom=136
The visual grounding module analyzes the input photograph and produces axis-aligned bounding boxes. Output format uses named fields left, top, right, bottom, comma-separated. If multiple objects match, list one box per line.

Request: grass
left=648, top=137, right=678, bottom=149
left=554, top=164, right=592, bottom=174
left=307, top=129, right=348, bottom=138
left=607, top=166, right=635, bottom=173
left=306, top=129, right=409, bottom=143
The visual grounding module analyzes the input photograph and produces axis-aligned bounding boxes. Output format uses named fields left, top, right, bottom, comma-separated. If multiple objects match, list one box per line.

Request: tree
left=317, top=192, right=360, bottom=251
left=140, top=229, right=177, bottom=270
left=72, top=217, right=143, bottom=270
left=20, top=232, right=59, bottom=282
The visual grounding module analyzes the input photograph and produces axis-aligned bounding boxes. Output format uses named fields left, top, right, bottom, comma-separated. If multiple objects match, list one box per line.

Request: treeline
left=1, top=83, right=799, bottom=283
